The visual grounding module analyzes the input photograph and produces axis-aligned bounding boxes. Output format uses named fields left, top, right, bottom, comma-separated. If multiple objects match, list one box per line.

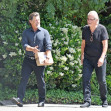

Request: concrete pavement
left=0, top=104, right=111, bottom=111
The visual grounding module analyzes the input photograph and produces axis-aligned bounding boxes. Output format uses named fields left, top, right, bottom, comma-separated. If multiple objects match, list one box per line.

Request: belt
left=25, top=55, right=35, bottom=60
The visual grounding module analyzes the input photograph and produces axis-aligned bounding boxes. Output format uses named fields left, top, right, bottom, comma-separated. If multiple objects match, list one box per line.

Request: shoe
left=12, top=97, right=23, bottom=107
left=80, top=102, right=90, bottom=108
left=102, top=100, right=108, bottom=107
left=38, top=102, right=44, bottom=107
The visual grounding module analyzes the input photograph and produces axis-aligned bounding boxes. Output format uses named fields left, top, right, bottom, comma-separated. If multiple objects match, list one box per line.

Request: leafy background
left=0, top=0, right=111, bottom=104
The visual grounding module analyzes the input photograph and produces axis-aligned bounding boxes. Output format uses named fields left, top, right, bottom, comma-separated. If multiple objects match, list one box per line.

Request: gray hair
left=88, top=11, right=99, bottom=24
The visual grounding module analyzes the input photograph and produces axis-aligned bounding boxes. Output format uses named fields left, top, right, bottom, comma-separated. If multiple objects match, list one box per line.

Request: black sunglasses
left=90, top=33, right=93, bottom=42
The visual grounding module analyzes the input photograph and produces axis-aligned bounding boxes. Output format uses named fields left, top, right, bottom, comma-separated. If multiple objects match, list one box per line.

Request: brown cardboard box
left=35, top=52, right=54, bottom=66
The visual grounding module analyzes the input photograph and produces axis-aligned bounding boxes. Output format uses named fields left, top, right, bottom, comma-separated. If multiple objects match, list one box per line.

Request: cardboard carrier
left=35, top=52, right=54, bottom=66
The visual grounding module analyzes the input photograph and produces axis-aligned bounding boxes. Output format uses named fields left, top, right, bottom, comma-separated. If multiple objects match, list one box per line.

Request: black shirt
left=82, top=24, right=109, bottom=58
left=22, top=27, right=52, bottom=57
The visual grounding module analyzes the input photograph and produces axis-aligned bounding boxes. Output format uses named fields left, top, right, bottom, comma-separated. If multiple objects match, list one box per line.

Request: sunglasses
left=87, top=18, right=95, bottom=21
left=90, top=33, right=93, bottom=42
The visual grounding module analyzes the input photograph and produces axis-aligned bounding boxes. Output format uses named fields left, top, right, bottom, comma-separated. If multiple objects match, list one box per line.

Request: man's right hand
left=32, top=46, right=40, bottom=53
left=26, top=45, right=40, bottom=53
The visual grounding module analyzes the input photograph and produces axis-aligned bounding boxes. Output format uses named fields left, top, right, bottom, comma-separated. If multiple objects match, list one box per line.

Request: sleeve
left=21, top=30, right=30, bottom=51
left=101, top=26, right=109, bottom=41
left=44, top=30, right=52, bottom=51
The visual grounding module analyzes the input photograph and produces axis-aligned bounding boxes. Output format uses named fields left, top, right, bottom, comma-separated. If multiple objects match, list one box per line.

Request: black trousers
left=82, top=57, right=107, bottom=103
left=17, top=57, right=45, bottom=103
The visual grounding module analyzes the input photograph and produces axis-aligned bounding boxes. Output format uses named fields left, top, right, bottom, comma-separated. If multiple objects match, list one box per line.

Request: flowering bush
left=0, top=19, right=25, bottom=88
left=0, top=17, right=82, bottom=91
left=42, top=20, right=82, bottom=90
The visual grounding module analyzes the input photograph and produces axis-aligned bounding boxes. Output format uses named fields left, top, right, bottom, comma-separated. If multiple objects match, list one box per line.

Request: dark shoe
left=12, top=97, right=23, bottom=107
left=38, top=102, right=44, bottom=107
left=80, top=102, right=90, bottom=108
left=102, top=100, right=108, bottom=107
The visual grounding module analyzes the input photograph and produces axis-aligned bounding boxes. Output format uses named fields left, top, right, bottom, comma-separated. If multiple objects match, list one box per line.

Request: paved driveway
left=0, top=104, right=111, bottom=111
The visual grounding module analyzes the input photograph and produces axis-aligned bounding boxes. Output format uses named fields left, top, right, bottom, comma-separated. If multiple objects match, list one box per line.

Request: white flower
left=59, top=62, right=64, bottom=66
left=50, top=67, right=53, bottom=70
left=69, top=62, right=75, bottom=66
left=59, top=72, right=64, bottom=76
left=49, top=23, right=52, bottom=26
left=55, top=55, right=59, bottom=60
left=69, top=48, right=76, bottom=53
left=51, top=40, right=54, bottom=43
left=19, top=37, right=22, bottom=41
left=52, top=50, right=55, bottom=53
left=9, top=52, right=17, bottom=57
left=60, top=56, right=67, bottom=62
left=66, top=36, right=69, bottom=41
left=75, top=74, right=82, bottom=81
left=56, top=21, right=59, bottom=25
left=64, top=41, right=68, bottom=45
left=51, top=26, right=55, bottom=29
left=53, top=39, right=59, bottom=46
left=61, top=38, right=65, bottom=41
left=3, top=41, right=8, bottom=45
left=66, top=54, right=74, bottom=60
left=18, top=49, right=22, bottom=55
left=71, top=71, right=74, bottom=74
left=72, top=26, right=78, bottom=30
left=78, top=74, right=82, bottom=78
left=2, top=54, right=7, bottom=59
left=47, top=71, right=52, bottom=75
left=72, top=84, right=77, bottom=88
left=60, top=28, right=68, bottom=36
left=15, top=43, right=19, bottom=46
left=55, top=49, right=60, bottom=56
left=15, top=30, right=19, bottom=33
left=74, top=60, right=78, bottom=64
left=64, top=67, right=69, bottom=70
left=53, top=42, right=58, bottom=47
left=65, top=24, right=72, bottom=27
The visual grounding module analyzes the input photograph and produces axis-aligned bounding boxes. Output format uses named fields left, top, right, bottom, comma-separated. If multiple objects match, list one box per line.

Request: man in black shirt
left=12, top=12, right=52, bottom=107
left=80, top=11, right=108, bottom=108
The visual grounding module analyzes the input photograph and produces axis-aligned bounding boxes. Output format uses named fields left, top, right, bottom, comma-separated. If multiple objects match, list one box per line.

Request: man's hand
left=97, top=57, right=104, bottom=67
left=26, top=45, right=39, bottom=53
left=32, top=46, right=40, bottom=53
left=44, top=57, right=50, bottom=64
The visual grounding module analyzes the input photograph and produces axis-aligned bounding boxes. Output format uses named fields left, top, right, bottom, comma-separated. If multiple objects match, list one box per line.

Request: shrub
left=0, top=16, right=82, bottom=91
left=100, top=14, right=111, bottom=94
left=43, top=18, right=82, bottom=90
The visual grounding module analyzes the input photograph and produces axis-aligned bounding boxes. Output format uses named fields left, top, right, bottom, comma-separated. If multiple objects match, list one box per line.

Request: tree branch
left=99, top=6, right=111, bottom=14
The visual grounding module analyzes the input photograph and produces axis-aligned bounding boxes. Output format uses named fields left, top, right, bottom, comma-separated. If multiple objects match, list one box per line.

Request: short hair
left=29, top=12, right=40, bottom=20
left=88, top=11, right=99, bottom=24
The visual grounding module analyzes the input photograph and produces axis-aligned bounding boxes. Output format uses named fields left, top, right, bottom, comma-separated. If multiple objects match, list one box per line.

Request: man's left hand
left=97, top=57, right=104, bottom=67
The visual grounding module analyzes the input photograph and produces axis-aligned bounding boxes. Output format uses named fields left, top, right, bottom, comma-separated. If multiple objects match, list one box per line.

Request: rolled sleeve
left=22, top=30, right=29, bottom=51
left=44, top=30, right=52, bottom=51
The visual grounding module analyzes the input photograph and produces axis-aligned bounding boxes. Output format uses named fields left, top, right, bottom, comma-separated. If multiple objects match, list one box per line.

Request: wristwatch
left=46, top=56, right=50, bottom=59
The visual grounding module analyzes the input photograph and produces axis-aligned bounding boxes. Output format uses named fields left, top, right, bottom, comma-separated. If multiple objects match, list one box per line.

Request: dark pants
left=17, top=57, right=45, bottom=103
left=82, top=57, right=107, bottom=104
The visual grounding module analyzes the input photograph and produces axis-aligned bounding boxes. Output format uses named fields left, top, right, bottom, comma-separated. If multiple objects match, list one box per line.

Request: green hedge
left=0, top=16, right=82, bottom=91
left=1, top=87, right=111, bottom=105
left=0, top=13, right=111, bottom=94
left=100, top=14, right=111, bottom=94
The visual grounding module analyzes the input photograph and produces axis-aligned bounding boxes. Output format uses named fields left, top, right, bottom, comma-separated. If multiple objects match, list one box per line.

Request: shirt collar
left=30, top=27, right=42, bottom=32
